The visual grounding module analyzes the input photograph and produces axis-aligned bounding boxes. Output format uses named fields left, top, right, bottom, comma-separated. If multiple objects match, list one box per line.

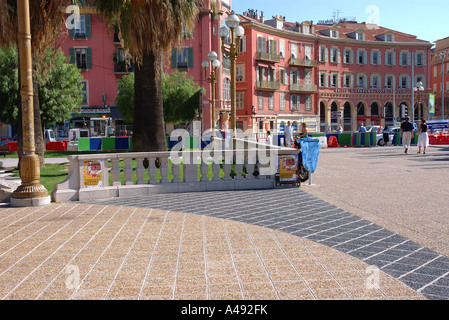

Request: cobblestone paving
left=84, top=188, right=449, bottom=300
left=0, top=203, right=425, bottom=300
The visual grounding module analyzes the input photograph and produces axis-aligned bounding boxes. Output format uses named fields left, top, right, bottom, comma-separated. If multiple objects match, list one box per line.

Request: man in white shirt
left=266, top=131, right=272, bottom=145
left=284, top=121, right=293, bottom=147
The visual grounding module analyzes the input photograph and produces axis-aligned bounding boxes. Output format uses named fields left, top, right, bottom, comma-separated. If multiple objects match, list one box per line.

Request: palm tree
left=0, top=0, right=72, bottom=166
left=93, top=0, right=199, bottom=152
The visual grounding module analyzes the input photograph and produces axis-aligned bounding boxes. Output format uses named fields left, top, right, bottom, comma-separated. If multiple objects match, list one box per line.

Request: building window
left=343, top=49, right=352, bottom=64
left=171, top=47, right=193, bottom=69
left=357, top=75, right=365, bottom=88
left=75, top=15, right=86, bottom=38
left=69, top=14, right=91, bottom=39
left=290, top=95, right=298, bottom=111
left=330, top=48, right=339, bottom=63
left=399, top=76, right=409, bottom=89
left=330, top=73, right=338, bottom=88
left=75, top=48, right=87, bottom=69
left=279, top=40, right=285, bottom=58
left=330, top=30, right=338, bottom=38
left=319, top=46, right=327, bottom=62
left=371, top=76, right=379, bottom=89
left=236, top=65, right=244, bottom=82
left=280, top=93, right=286, bottom=110
left=236, top=92, right=244, bottom=109
left=385, top=34, right=394, bottom=42
left=385, top=76, right=394, bottom=89
left=80, top=81, right=88, bottom=105
left=305, top=95, right=312, bottom=111
left=319, top=72, right=327, bottom=87
left=357, top=50, right=366, bottom=64
left=258, top=92, right=264, bottom=110
left=356, top=32, right=364, bottom=40
left=223, top=78, right=231, bottom=101
left=386, top=52, right=394, bottom=66
left=303, top=25, right=309, bottom=34
left=268, top=93, right=274, bottom=110
left=343, top=74, right=351, bottom=88
left=400, top=52, right=409, bottom=66
left=372, top=51, right=379, bottom=65
left=416, top=53, right=424, bottom=66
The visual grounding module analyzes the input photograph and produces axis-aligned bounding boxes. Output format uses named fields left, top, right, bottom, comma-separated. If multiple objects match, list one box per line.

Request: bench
left=0, top=145, right=11, bottom=157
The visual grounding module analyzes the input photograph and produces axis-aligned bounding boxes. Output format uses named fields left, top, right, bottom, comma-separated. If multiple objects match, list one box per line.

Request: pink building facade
left=430, top=37, right=449, bottom=119
left=55, top=2, right=434, bottom=138
left=57, top=7, right=129, bottom=134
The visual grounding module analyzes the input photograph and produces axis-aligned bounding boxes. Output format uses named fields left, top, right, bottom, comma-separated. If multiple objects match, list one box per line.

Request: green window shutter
left=187, top=47, right=194, bottom=69
left=171, top=48, right=177, bottom=68
left=85, top=14, right=91, bottom=38
left=86, top=48, right=92, bottom=69
left=69, top=48, right=75, bottom=64
left=68, top=25, right=75, bottom=38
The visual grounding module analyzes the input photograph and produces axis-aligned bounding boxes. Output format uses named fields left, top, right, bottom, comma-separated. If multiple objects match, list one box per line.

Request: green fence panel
left=102, top=138, right=116, bottom=150
left=78, top=138, right=90, bottom=151
left=337, top=133, right=352, bottom=146
left=129, top=137, right=133, bottom=150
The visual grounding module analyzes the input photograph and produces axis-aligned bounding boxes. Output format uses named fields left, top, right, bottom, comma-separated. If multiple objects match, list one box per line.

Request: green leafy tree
left=38, top=50, right=84, bottom=125
left=115, top=72, right=135, bottom=124
left=162, top=71, right=201, bottom=124
left=115, top=71, right=201, bottom=125
left=0, top=47, right=83, bottom=129
left=0, top=46, right=19, bottom=124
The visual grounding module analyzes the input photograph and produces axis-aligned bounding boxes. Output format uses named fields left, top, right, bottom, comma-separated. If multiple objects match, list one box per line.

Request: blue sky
left=231, top=0, right=448, bottom=45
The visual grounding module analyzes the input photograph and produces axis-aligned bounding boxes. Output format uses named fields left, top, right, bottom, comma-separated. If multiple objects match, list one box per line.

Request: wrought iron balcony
left=256, top=80, right=280, bottom=91
left=290, top=83, right=317, bottom=93
left=114, top=62, right=134, bottom=74
left=289, top=57, right=317, bottom=67
left=256, top=52, right=281, bottom=63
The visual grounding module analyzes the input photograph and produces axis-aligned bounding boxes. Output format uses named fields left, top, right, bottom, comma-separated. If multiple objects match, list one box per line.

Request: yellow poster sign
left=83, top=160, right=102, bottom=188
left=279, top=155, right=298, bottom=182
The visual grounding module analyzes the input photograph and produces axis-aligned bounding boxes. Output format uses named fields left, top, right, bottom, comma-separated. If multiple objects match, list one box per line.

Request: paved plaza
left=0, top=145, right=448, bottom=300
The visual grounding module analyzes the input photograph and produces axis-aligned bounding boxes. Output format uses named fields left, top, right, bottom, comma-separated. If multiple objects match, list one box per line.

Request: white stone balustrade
left=52, top=142, right=298, bottom=202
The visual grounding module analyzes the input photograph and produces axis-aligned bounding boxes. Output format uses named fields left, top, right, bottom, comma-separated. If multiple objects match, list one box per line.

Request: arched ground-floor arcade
left=319, top=95, right=428, bottom=133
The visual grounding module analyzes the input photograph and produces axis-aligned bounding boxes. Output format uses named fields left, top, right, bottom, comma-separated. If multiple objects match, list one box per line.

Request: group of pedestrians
left=283, top=121, right=308, bottom=147
left=401, top=116, right=429, bottom=155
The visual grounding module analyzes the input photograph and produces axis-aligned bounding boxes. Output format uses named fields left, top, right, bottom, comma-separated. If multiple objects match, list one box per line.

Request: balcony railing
left=256, top=52, right=281, bottom=63
left=256, top=80, right=281, bottom=91
left=290, top=58, right=317, bottom=67
left=290, top=83, right=318, bottom=93
left=114, top=62, right=134, bottom=74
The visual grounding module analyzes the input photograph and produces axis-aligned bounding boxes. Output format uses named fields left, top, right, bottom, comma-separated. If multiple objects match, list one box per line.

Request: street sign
left=331, top=111, right=343, bottom=118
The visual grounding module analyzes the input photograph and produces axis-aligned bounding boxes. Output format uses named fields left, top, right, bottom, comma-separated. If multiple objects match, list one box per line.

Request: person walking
left=417, top=119, right=429, bottom=154
left=266, top=131, right=272, bottom=145
left=400, top=116, right=414, bottom=154
left=284, top=121, right=293, bottom=147
left=358, top=123, right=366, bottom=132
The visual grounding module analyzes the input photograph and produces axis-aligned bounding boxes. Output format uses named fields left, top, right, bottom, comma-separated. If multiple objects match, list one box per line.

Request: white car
left=376, top=127, right=399, bottom=146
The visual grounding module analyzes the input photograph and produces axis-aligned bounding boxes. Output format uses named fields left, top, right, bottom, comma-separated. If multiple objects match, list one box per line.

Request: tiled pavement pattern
left=0, top=202, right=424, bottom=300
left=83, top=188, right=449, bottom=300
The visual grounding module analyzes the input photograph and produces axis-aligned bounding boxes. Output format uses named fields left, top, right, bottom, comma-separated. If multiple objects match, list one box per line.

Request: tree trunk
left=17, top=74, right=46, bottom=168
left=133, top=51, right=167, bottom=152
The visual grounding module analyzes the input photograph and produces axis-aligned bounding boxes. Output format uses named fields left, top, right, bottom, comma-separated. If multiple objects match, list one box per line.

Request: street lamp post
left=414, top=81, right=425, bottom=121
left=218, top=14, right=244, bottom=142
left=202, top=51, right=221, bottom=140
left=11, top=0, right=50, bottom=207
left=439, top=51, right=447, bottom=120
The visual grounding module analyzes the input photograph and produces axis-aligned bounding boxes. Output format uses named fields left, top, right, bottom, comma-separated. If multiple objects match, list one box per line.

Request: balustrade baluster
left=136, top=157, right=145, bottom=184
left=124, top=157, right=134, bottom=185
left=149, top=158, right=158, bottom=184
left=160, top=158, right=170, bottom=183
left=111, top=159, right=121, bottom=186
